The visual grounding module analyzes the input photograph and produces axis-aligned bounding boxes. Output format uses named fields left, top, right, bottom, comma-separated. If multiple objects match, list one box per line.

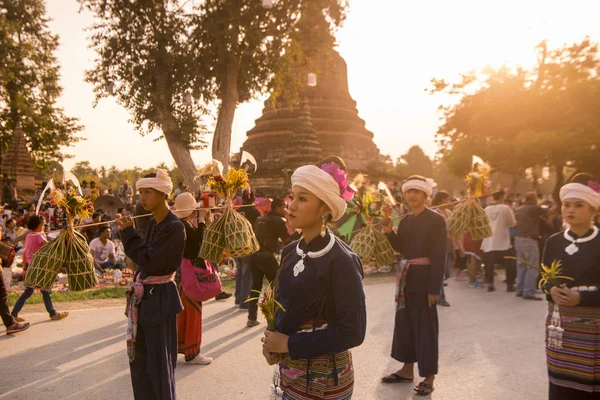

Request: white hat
left=173, top=192, right=199, bottom=219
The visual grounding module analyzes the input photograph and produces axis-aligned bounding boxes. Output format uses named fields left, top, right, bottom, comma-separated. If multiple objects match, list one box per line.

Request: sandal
left=381, top=373, right=414, bottom=383
left=414, top=381, right=435, bottom=396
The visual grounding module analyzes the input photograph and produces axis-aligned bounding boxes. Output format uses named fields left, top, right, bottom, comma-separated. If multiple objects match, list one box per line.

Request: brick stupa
left=241, top=50, right=380, bottom=196
left=2, top=123, right=36, bottom=191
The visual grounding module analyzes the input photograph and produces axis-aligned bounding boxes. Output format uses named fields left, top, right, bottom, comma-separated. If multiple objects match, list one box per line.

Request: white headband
left=136, top=168, right=173, bottom=196
left=402, top=179, right=433, bottom=197
left=291, top=165, right=347, bottom=221
left=560, top=183, right=600, bottom=210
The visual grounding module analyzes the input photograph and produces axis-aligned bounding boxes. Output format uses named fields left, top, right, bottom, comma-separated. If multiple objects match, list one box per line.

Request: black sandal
left=414, top=381, right=435, bottom=396
left=381, top=373, right=414, bottom=383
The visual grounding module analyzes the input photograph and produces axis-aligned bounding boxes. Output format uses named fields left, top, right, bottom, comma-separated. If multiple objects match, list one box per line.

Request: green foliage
left=431, top=38, right=600, bottom=195
left=66, top=161, right=181, bottom=193
left=0, top=0, right=82, bottom=171
left=79, top=0, right=208, bottom=149
left=396, top=145, right=433, bottom=178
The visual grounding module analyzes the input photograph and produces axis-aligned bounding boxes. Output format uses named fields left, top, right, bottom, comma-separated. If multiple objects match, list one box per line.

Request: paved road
left=0, top=276, right=547, bottom=399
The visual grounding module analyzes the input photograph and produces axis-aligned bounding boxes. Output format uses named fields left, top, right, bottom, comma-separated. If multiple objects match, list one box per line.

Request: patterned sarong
left=177, top=285, right=202, bottom=362
left=271, top=351, right=354, bottom=400
left=546, top=301, right=600, bottom=393
left=395, top=257, right=431, bottom=310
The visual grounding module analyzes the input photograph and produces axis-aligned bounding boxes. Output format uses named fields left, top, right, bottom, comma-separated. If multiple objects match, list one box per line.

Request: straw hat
left=173, top=192, right=199, bottom=219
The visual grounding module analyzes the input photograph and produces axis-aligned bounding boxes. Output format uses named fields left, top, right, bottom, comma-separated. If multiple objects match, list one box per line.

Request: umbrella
left=94, top=195, right=126, bottom=218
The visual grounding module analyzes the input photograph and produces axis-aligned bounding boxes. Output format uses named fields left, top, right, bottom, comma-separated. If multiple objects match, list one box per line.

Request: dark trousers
left=247, top=251, right=279, bottom=321
left=0, top=272, right=15, bottom=328
left=234, top=257, right=252, bottom=305
left=11, top=287, right=56, bottom=317
left=391, top=291, right=439, bottom=377
left=483, top=249, right=516, bottom=286
left=130, top=316, right=178, bottom=400
left=549, top=382, right=596, bottom=400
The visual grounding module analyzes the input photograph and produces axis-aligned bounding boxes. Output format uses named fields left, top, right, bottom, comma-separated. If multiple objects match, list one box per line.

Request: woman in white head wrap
left=541, top=173, right=600, bottom=399
left=260, top=157, right=366, bottom=400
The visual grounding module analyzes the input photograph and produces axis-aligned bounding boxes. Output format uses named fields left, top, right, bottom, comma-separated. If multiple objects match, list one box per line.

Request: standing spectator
left=234, top=189, right=261, bottom=306
left=117, top=180, right=134, bottom=206
left=514, top=192, right=545, bottom=300
left=89, top=225, right=123, bottom=271
left=89, top=181, right=99, bottom=202
left=481, top=191, right=517, bottom=292
left=1, top=174, right=10, bottom=205
left=10, top=216, right=69, bottom=321
left=173, top=182, right=187, bottom=198
left=80, top=212, right=102, bottom=243
left=432, top=190, right=453, bottom=307
left=81, top=180, right=91, bottom=198
left=0, top=224, right=29, bottom=334
left=245, top=198, right=290, bottom=327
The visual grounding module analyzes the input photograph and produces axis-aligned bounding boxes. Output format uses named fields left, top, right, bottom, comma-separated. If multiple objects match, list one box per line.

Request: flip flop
left=381, top=373, right=414, bottom=383
left=414, top=381, right=435, bottom=396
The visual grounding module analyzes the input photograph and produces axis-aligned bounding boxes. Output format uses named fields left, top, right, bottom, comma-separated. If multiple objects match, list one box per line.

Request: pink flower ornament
left=588, top=180, right=600, bottom=194
left=321, top=162, right=355, bottom=201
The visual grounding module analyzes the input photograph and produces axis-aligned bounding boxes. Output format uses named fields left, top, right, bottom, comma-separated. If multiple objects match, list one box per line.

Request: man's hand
left=115, top=216, right=134, bottom=231
left=381, top=216, right=393, bottom=234
left=428, top=293, right=440, bottom=307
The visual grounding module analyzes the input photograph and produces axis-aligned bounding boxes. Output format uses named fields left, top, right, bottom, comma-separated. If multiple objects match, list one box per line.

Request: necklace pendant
left=565, top=243, right=579, bottom=255
left=293, top=259, right=305, bottom=277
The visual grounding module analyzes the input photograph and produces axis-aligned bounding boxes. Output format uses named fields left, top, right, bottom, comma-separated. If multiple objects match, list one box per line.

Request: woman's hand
left=262, top=330, right=289, bottom=354
left=262, top=346, right=281, bottom=366
left=550, top=285, right=581, bottom=307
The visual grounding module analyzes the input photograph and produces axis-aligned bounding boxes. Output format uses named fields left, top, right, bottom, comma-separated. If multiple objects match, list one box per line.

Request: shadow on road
left=202, top=325, right=264, bottom=359
left=0, top=320, right=127, bottom=399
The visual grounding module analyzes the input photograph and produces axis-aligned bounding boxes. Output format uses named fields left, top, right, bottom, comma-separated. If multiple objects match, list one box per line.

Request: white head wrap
left=560, top=183, right=600, bottom=210
left=136, top=168, right=173, bottom=196
left=402, top=178, right=434, bottom=197
left=291, top=165, right=347, bottom=221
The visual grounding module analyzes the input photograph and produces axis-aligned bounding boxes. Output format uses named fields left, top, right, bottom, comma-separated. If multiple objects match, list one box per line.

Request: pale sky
left=46, top=0, right=600, bottom=172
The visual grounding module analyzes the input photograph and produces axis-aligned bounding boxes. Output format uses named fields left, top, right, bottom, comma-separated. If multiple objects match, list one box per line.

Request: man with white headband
left=540, top=173, right=600, bottom=398
left=381, top=175, right=447, bottom=397
left=116, top=169, right=185, bottom=400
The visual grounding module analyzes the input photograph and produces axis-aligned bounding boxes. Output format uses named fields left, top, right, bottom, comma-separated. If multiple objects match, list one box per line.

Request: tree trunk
left=165, top=137, right=198, bottom=193
left=212, top=61, right=240, bottom=171
left=553, top=162, right=565, bottom=205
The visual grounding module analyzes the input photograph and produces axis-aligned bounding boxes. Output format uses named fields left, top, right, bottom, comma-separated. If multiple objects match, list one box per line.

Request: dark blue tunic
left=121, top=210, right=185, bottom=400
left=542, top=229, right=600, bottom=306
left=384, top=208, right=447, bottom=377
left=276, top=232, right=367, bottom=360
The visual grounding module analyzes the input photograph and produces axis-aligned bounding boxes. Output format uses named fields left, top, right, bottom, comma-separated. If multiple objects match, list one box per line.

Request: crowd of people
left=0, top=160, right=599, bottom=400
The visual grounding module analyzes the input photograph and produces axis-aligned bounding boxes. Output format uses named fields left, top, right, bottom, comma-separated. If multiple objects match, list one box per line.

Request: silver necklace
left=293, top=233, right=336, bottom=277
left=563, top=225, right=598, bottom=255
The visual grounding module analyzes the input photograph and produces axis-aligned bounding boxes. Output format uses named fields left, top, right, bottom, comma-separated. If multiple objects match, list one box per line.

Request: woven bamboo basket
left=64, top=229, right=99, bottom=291
left=222, top=208, right=259, bottom=258
left=447, top=198, right=492, bottom=240
left=199, top=211, right=227, bottom=263
left=24, top=231, right=68, bottom=290
left=350, top=225, right=378, bottom=262
left=373, top=229, right=396, bottom=265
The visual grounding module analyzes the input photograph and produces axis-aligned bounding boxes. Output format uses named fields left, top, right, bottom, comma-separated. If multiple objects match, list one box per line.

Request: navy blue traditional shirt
left=542, top=228, right=600, bottom=307
left=385, top=208, right=447, bottom=295
left=275, top=231, right=367, bottom=360
left=121, top=211, right=185, bottom=325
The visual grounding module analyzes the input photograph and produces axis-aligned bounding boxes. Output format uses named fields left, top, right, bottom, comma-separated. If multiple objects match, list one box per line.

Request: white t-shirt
left=481, top=204, right=516, bottom=252
left=89, top=238, right=116, bottom=264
